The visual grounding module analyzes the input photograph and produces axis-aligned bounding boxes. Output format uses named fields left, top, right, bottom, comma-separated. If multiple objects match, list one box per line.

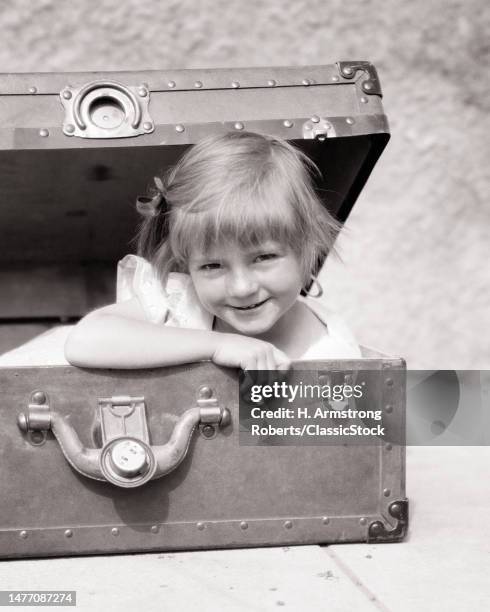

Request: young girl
left=64, top=131, right=361, bottom=370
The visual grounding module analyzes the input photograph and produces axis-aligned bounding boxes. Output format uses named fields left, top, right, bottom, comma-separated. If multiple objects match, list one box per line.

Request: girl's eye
left=255, top=253, right=277, bottom=263
left=200, top=263, right=222, bottom=271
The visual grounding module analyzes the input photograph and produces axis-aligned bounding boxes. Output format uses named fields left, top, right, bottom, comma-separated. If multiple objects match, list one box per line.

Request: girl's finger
left=274, top=349, right=291, bottom=372
left=255, top=354, right=269, bottom=384
left=241, top=353, right=256, bottom=372
left=266, top=348, right=283, bottom=387
left=265, top=348, right=276, bottom=372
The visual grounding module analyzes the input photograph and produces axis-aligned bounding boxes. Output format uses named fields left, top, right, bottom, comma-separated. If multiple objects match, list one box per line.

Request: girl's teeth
left=237, top=302, right=261, bottom=310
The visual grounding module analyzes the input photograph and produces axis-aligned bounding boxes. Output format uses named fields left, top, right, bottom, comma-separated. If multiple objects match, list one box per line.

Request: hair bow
left=136, top=176, right=166, bottom=217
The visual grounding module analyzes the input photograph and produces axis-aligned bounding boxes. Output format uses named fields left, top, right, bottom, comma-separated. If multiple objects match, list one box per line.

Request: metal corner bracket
left=367, top=499, right=409, bottom=542
left=336, top=61, right=382, bottom=96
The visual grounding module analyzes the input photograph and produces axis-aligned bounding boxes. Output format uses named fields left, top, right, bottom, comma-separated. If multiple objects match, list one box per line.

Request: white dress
left=117, top=254, right=362, bottom=360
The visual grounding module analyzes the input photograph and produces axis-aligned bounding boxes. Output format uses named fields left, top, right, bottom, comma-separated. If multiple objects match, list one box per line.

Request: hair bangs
left=170, top=169, right=302, bottom=263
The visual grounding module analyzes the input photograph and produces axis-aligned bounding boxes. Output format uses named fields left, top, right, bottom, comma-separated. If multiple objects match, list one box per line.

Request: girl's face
left=188, top=240, right=303, bottom=337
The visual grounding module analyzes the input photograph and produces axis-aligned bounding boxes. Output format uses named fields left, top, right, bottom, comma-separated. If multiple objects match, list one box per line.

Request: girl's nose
left=226, top=269, right=259, bottom=299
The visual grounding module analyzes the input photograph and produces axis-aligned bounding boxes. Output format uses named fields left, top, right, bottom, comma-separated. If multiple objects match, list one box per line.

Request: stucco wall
left=1, top=0, right=488, bottom=368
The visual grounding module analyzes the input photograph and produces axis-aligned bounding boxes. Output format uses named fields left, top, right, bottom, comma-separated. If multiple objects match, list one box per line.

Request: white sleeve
left=116, top=254, right=213, bottom=330
left=117, top=254, right=171, bottom=324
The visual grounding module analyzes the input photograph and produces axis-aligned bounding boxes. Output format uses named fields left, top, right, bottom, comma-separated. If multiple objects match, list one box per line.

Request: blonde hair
left=136, top=131, right=340, bottom=286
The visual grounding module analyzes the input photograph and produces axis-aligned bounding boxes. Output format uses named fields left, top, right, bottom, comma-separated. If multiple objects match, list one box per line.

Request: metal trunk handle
left=60, top=80, right=154, bottom=139
left=17, top=388, right=230, bottom=488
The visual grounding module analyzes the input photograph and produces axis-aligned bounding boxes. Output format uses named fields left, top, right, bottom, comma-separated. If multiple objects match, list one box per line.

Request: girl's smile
left=230, top=297, right=270, bottom=311
left=188, top=241, right=304, bottom=339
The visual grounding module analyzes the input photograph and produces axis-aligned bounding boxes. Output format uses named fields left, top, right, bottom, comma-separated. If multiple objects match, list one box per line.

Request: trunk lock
left=108, top=439, right=149, bottom=478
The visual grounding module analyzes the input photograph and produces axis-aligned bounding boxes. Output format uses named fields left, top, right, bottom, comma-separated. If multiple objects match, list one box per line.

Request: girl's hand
left=211, top=333, right=291, bottom=371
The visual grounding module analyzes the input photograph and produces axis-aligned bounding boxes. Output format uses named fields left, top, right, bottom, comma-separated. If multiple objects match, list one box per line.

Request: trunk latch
left=18, top=388, right=230, bottom=488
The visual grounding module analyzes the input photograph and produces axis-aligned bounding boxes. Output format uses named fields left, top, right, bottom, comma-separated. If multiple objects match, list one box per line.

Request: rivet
left=342, top=66, right=354, bottom=76
left=322, top=517, right=330, bottom=525
left=390, top=502, right=402, bottom=518
left=138, top=87, right=148, bottom=97
left=30, top=431, right=45, bottom=445
left=143, top=121, right=153, bottom=131
left=28, top=86, right=37, bottom=94
left=175, top=124, right=185, bottom=133
left=363, top=81, right=373, bottom=91
left=302, top=79, right=311, bottom=86
left=231, top=81, right=240, bottom=88
left=19, top=530, right=28, bottom=539
left=199, top=386, right=213, bottom=399
left=370, top=522, right=383, bottom=536
left=65, top=124, right=75, bottom=134
left=385, top=405, right=393, bottom=414
left=151, top=525, right=158, bottom=534
left=283, top=120, right=293, bottom=128
left=346, top=117, right=355, bottom=125
left=111, top=528, right=119, bottom=536
left=385, top=443, right=392, bottom=451
left=197, top=522, right=205, bottom=531
left=32, top=391, right=46, bottom=404
left=201, top=424, right=215, bottom=439
left=240, top=521, right=248, bottom=530
left=194, top=81, right=203, bottom=89
left=62, top=89, right=72, bottom=100
left=311, top=115, right=320, bottom=123
left=64, top=529, right=73, bottom=538
left=383, top=488, right=391, bottom=497
left=39, top=129, right=49, bottom=138
left=234, top=122, right=244, bottom=130
left=284, top=520, right=293, bottom=529
left=267, top=79, right=277, bottom=87
left=332, top=75, right=339, bottom=82
left=360, top=96, right=368, bottom=104
left=431, top=420, right=446, bottom=435
left=167, top=81, right=176, bottom=88
left=386, top=378, right=394, bottom=387
left=359, top=517, right=367, bottom=526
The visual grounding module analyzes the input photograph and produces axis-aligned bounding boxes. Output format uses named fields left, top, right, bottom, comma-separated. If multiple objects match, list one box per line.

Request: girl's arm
left=65, top=297, right=219, bottom=368
left=64, top=297, right=290, bottom=370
